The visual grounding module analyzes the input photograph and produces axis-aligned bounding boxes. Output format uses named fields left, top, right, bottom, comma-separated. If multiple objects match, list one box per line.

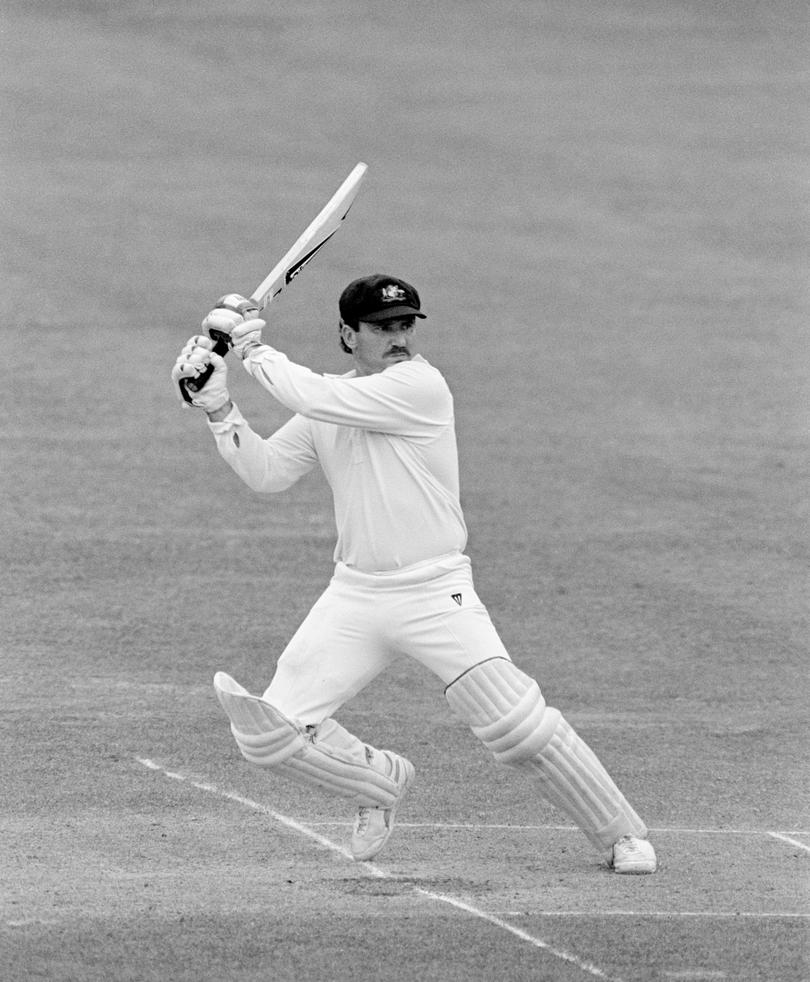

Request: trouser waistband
left=333, top=552, right=470, bottom=590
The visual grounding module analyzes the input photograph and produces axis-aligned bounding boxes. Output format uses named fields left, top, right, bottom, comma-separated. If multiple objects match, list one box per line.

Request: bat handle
left=181, top=332, right=231, bottom=396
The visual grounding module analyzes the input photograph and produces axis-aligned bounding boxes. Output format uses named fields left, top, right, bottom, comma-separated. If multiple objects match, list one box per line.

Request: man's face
left=342, top=317, right=417, bottom=376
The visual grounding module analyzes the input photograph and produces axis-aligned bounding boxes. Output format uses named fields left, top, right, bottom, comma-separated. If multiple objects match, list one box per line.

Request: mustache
left=386, top=345, right=410, bottom=355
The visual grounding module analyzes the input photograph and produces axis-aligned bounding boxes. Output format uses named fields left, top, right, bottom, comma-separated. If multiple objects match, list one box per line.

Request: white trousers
left=263, top=552, right=511, bottom=723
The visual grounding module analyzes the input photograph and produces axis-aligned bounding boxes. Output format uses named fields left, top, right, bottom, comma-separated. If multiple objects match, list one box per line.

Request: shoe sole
left=612, top=861, right=657, bottom=874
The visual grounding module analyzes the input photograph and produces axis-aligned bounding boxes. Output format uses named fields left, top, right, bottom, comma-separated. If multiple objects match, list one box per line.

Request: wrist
left=205, top=399, right=233, bottom=422
left=237, top=339, right=265, bottom=360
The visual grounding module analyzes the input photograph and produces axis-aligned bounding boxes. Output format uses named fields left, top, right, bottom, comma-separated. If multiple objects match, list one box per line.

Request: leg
left=214, top=672, right=413, bottom=807
left=263, top=577, right=397, bottom=723
left=214, top=578, right=413, bottom=861
left=378, top=558, right=655, bottom=871
left=445, top=658, right=656, bottom=872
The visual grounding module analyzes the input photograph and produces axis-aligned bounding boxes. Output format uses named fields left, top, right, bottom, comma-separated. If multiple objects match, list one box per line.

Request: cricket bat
left=183, top=162, right=368, bottom=395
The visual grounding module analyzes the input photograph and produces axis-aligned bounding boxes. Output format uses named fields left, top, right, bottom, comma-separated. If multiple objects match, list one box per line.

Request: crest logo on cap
left=380, top=283, right=407, bottom=303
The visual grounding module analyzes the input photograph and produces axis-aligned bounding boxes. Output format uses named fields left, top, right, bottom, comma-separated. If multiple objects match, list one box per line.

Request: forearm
left=241, top=344, right=330, bottom=415
left=207, top=403, right=315, bottom=493
left=240, top=346, right=450, bottom=434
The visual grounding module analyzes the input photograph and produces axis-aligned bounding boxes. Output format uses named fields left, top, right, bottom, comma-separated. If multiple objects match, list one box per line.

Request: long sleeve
left=240, top=347, right=452, bottom=436
left=208, top=403, right=317, bottom=493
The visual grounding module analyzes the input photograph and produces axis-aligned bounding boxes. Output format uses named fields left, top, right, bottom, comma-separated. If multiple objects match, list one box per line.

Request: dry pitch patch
left=2, top=682, right=807, bottom=981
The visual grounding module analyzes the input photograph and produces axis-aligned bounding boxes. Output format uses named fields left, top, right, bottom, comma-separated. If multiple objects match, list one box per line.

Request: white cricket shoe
left=351, top=757, right=415, bottom=862
left=610, top=834, right=657, bottom=874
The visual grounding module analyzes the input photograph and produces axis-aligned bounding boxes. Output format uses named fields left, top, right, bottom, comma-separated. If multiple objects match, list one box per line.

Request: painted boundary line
left=136, top=757, right=625, bottom=982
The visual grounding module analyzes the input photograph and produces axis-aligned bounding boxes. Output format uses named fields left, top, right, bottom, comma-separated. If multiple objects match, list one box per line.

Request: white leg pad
left=445, top=658, right=647, bottom=853
left=214, top=672, right=407, bottom=807
left=214, top=672, right=308, bottom=766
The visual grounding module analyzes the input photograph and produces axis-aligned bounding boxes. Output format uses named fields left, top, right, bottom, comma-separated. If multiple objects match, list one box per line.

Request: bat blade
left=182, top=163, right=368, bottom=397
left=250, top=161, right=368, bottom=311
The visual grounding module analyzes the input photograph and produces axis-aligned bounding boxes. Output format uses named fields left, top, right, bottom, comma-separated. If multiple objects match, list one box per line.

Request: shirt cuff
left=207, top=401, right=245, bottom=433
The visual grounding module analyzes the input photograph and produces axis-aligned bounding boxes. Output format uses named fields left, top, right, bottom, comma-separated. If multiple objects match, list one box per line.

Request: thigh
left=262, top=580, right=394, bottom=724
left=395, top=565, right=512, bottom=684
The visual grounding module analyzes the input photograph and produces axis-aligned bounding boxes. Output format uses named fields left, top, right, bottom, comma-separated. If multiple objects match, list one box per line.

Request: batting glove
left=171, top=335, right=231, bottom=412
left=202, top=294, right=265, bottom=359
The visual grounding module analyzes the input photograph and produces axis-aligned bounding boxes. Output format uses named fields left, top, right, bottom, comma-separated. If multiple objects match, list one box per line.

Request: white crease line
left=136, top=758, right=625, bottom=982
left=413, top=889, right=620, bottom=981
left=663, top=973, right=727, bottom=980
left=306, top=821, right=810, bottom=838
left=767, top=831, right=810, bottom=853
left=136, top=758, right=385, bottom=877
left=492, top=911, right=809, bottom=920
left=5, top=918, right=62, bottom=928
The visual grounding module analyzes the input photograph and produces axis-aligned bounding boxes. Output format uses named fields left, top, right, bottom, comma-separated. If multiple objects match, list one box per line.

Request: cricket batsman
left=171, top=274, right=657, bottom=873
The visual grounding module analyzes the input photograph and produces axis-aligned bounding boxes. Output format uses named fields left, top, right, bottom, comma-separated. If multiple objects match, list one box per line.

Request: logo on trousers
left=451, top=593, right=462, bottom=606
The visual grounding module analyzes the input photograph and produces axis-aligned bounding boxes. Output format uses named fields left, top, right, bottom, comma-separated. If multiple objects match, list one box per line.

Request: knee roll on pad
left=214, top=671, right=306, bottom=766
left=213, top=672, right=407, bottom=807
left=444, top=658, right=560, bottom=764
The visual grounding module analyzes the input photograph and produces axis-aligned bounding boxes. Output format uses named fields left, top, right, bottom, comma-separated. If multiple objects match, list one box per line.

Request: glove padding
left=171, top=335, right=230, bottom=412
left=202, top=294, right=266, bottom=359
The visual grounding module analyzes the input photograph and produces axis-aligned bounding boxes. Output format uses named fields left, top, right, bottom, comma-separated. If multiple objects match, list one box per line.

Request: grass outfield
left=2, top=2, right=808, bottom=980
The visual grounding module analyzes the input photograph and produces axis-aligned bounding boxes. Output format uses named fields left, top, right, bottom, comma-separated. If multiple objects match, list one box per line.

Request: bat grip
left=182, top=333, right=231, bottom=396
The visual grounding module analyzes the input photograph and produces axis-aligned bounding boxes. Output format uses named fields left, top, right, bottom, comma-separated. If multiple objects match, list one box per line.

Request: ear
left=339, top=319, right=357, bottom=349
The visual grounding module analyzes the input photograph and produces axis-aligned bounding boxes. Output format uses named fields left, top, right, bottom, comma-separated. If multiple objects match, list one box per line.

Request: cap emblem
left=380, top=283, right=407, bottom=303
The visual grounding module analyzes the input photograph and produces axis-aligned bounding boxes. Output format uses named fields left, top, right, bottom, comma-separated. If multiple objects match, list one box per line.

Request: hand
left=202, top=294, right=266, bottom=358
left=171, top=335, right=231, bottom=412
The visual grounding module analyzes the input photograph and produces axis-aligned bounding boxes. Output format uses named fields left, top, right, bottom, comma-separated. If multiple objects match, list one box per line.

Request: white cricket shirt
left=208, top=349, right=467, bottom=573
